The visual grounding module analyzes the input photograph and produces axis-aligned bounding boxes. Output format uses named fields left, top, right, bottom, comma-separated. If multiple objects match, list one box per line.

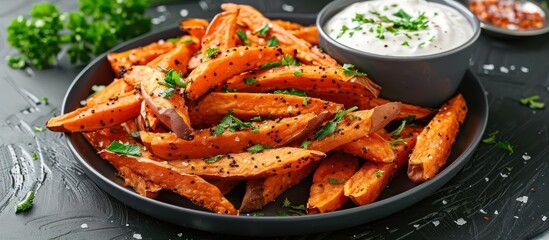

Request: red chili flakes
left=468, top=0, right=545, bottom=30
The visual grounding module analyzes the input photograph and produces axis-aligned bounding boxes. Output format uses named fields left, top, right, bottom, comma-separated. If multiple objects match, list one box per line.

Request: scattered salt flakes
left=483, top=64, right=495, bottom=70
left=516, top=196, right=528, bottom=204
left=198, top=0, right=208, bottom=10
left=494, top=210, right=499, bottom=215
left=234, top=136, right=240, bottom=142
left=180, top=9, right=189, bottom=17
left=521, top=67, right=529, bottom=73
left=510, top=65, right=515, bottom=70
left=413, top=224, right=419, bottom=228
left=500, top=66, right=509, bottom=73
left=454, top=218, right=467, bottom=226
left=542, top=215, right=547, bottom=221
left=432, top=220, right=440, bottom=226
left=500, top=173, right=509, bottom=178
left=80, top=223, right=89, bottom=229
left=485, top=177, right=489, bottom=182
left=126, top=224, right=129, bottom=227
left=385, top=227, right=389, bottom=230
left=442, top=200, right=448, bottom=205
left=133, top=233, right=143, bottom=239
left=177, top=233, right=183, bottom=237
left=156, top=5, right=167, bottom=12
left=152, top=17, right=163, bottom=25
left=522, top=154, right=531, bottom=161
left=514, top=216, right=519, bottom=219
left=282, top=4, right=295, bottom=12
left=480, top=209, right=487, bottom=214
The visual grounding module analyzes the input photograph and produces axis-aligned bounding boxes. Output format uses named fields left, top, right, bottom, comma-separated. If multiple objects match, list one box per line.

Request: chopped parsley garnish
left=204, top=154, right=224, bottom=163
left=390, top=139, right=406, bottom=149
left=273, top=88, right=308, bottom=97
left=32, top=152, right=39, bottom=160
left=255, top=22, right=270, bottom=36
left=250, top=116, right=262, bottom=122
left=282, top=197, right=292, bottom=207
left=520, top=95, right=545, bottom=109
left=214, top=111, right=253, bottom=136
left=250, top=212, right=265, bottom=216
left=375, top=169, right=384, bottom=178
left=182, top=39, right=194, bottom=44
left=33, top=126, right=46, bottom=132
left=391, top=115, right=415, bottom=136
left=41, top=96, right=49, bottom=105
left=313, top=106, right=358, bottom=140
left=106, top=141, right=142, bottom=156
left=342, top=63, right=367, bottom=77
left=337, top=25, right=349, bottom=39
left=130, top=131, right=140, bottom=138
left=157, top=68, right=185, bottom=99
left=91, top=85, right=105, bottom=94
left=280, top=198, right=306, bottom=215
left=401, top=41, right=410, bottom=46
left=482, top=130, right=499, bottom=144
left=293, top=70, right=303, bottom=77
left=245, top=77, right=257, bottom=85
left=300, top=140, right=311, bottom=149
left=236, top=30, right=250, bottom=45
left=428, top=36, right=436, bottom=42
left=260, top=54, right=299, bottom=69
left=221, top=85, right=237, bottom=93
left=345, top=9, right=429, bottom=39
left=496, top=141, right=514, bottom=154
left=303, top=98, right=308, bottom=106
left=167, top=38, right=180, bottom=43
left=247, top=144, right=272, bottom=153
left=15, top=190, right=35, bottom=213
left=203, top=47, right=220, bottom=61
left=260, top=61, right=282, bottom=69
left=267, top=36, right=279, bottom=47
left=159, top=88, right=175, bottom=99
left=328, top=178, right=345, bottom=184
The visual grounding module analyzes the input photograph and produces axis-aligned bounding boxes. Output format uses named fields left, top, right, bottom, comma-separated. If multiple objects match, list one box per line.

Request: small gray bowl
left=317, top=0, right=481, bottom=107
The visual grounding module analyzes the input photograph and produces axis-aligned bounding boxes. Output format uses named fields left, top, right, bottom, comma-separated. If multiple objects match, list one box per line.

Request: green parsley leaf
left=203, top=47, right=220, bottom=61
left=214, top=111, right=253, bottom=136
left=159, top=88, right=175, bottom=99
left=393, top=9, right=412, bottom=20
left=375, top=169, right=384, bottom=178
left=293, top=70, right=303, bottom=77
left=221, top=85, right=237, bottom=93
left=300, top=140, right=311, bottom=149
left=255, top=22, right=270, bottom=36
left=337, top=25, right=349, bottom=39
left=506, top=166, right=513, bottom=172
left=250, top=212, right=265, bottom=216
left=247, top=144, right=272, bottom=153
left=282, top=198, right=291, bottom=207
left=7, top=56, right=26, bottom=69
left=204, top=155, right=224, bottom=163
left=401, top=41, right=410, bottom=46
left=390, top=139, right=406, bottom=149
left=313, top=106, right=358, bottom=140
left=106, top=141, right=142, bottom=156
left=41, top=96, right=49, bottom=105
left=303, top=98, right=308, bottom=106
left=342, top=63, right=367, bottom=77
left=281, top=54, right=300, bottom=66
left=245, top=77, right=257, bottom=85
left=260, top=61, right=282, bottom=69
left=32, top=152, right=39, bottom=160
left=496, top=141, right=514, bottom=154
left=33, top=126, right=46, bottom=132
left=182, top=39, right=194, bottom=44
left=236, top=30, right=251, bottom=45
left=250, top=116, right=262, bottom=122
left=167, top=38, right=180, bottom=43
left=273, top=88, right=308, bottom=97
left=288, top=205, right=307, bottom=215
left=90, top=85, right=105, bottom=96
left=130, top=131, right=140, bottom=138
left=429, top=36, right=436, bottom=42
left=328, top=178, right=345, bottom=184
left=267, top=36, right=279, bottom=47
left=482, top=130, right=499, bottom=144
left=391, top=115, right=415, bottom=136
left=15, top=190, right=35, bottom=213
left=520, top=95, right=545, bottom=109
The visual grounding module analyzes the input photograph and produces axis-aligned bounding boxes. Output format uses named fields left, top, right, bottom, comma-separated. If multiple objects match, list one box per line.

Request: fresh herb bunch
left=6, top=0, right=151, bottom=69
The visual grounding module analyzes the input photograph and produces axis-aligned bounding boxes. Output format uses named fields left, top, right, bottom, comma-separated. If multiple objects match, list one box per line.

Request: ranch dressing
left=325, top=0, right=473, bottom=56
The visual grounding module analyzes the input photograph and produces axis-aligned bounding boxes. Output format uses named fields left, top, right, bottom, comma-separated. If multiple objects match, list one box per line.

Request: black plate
left=62, top=15, right=488, bottom=236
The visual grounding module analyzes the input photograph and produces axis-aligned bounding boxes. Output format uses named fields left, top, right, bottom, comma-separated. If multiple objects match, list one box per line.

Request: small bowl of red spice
left=468, top=0, right=549, bottom=36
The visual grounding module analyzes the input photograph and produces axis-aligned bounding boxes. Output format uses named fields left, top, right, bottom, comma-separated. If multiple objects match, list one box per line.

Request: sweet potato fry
left=108, top=40, right=177, bottom=77
left=343, top=125, right=421, bottom=206
left=85, top=79, right=134, bottom=107
left=167, top=147, right=325, bottom=180
left=140, top=101, right=161, bottom=130
left=240, top=162, right=319, bottom=212
left=305, top=102, right=402, bottom=153
left=291, top=26, right=318, bottom=45
left=201, top=10, right=239, bottom=59
left=222, top=3, right=338, bottom=66
left=222, top=65, right=381, bottom=107
left=142, top=112, right=330, bottom=160
left=188, top=92, right=342, bottom=127
left=185, top=46, right=295, bottom=100
left=179, top=18, right=209, bottom=40
left=46, top=91, right=142, bottom=132
left=146, top=36, right=200, bottom=74
left=118, top=166, right=163, bottom=198
left=407, top=94, right=468, bottom=183
left=139, top=66, right=194, bottom=140
left=272, top=19, right=304, bottom=30
left=307, top=152, right=360, bottom=214
left=339, top=132, right=396, bottom=163
left=362, top=97, right=434, bottom=120
left=100, top=151, right=238, bottom=214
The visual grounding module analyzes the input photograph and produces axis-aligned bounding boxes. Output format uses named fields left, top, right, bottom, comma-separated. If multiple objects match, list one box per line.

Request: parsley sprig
left=15, top=190, right=35, bottom=213
left=214, top=111, right=255, bottom=136
left=391, top=115, right=415, bottom=136
left=520, top=95, right=545, bottom=109
left=260, top=54, right=300, bottom=69
left=481, top=130, right=514, bottom=154
left=273, top=88, right=308, bottom=97
left=247, top=144, right=272, bottom=153
left=312, top=106, right=358, bottom=140
left=342, top=64, right=367, bottom=77
left=106, top=141, right=142, bottom=157
left=157, top=67, right=185, bottom=99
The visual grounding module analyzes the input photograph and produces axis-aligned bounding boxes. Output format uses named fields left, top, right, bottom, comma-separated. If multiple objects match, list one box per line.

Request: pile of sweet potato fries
left=46, top=4, right=468, bottom=215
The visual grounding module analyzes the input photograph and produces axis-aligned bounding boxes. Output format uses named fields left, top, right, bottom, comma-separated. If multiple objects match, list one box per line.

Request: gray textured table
left=1, top=0, right=549, bottom=239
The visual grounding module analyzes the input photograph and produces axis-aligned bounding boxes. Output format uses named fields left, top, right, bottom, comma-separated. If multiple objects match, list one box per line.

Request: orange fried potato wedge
left=107, top=40, right=177, bottom=77
left=179, top=18, right=209, bottom=40
left=339, top=132, right=396, bottom=163
left=307, top=152, right=360, bottom=214
left=85, top=79, right=134, bottom=107
left=407, top=94, right=468, bottom=183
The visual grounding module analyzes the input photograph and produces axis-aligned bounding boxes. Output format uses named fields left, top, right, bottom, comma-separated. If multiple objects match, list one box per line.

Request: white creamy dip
left=325, top=0, right=473, bottom=56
